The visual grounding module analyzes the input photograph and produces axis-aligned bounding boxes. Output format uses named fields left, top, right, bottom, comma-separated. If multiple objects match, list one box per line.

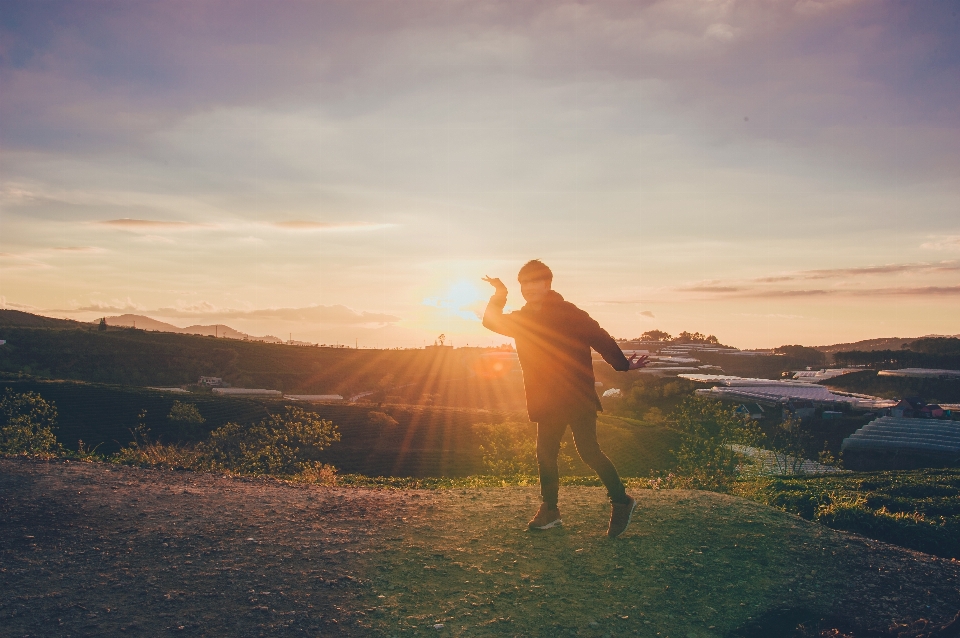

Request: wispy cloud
left=73, top=298, right=146, bottom=313
left=689, top=285, right=960, bottom=299
left=672, top=260, right=960, bottom=300
left=97, top=219, right=214, bottom=230
left=0, top=297, right=39, bottom=311
left=270, top=221, right=396, bottom=231
left=640, top=310, right=655, bottom=318
left=50, top=246, right=105, bottom=253
left=154, top=303, right=400, bottom=326
left=922, top=236, right=960, bottom=251
left=753, top=261, right=960, bottom=283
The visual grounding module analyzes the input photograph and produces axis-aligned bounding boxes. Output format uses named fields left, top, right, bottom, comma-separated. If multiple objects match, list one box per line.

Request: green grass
left=737, top=469, right=960, bottom=559
left=357, top=488, right=853, bottom=637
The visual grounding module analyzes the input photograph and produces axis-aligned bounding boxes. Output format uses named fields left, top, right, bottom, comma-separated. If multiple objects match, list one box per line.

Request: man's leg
left=568, top=412, right=629, bottom=504
left=536, top=419, right=567, bottom=509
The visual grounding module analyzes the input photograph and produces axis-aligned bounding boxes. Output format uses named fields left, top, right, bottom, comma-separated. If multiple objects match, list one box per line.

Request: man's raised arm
left=481, top=276, right=517, bottom=337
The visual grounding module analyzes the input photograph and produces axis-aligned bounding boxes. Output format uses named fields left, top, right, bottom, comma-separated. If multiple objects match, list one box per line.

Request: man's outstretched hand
left=482, top=276, right=508, bottom=297
left=627, top=354, right=649, bottom=370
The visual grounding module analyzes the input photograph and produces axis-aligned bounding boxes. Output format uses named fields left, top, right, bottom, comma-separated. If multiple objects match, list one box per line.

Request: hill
left=101, top=314, right=281, bottom=342
left=0, top=325, right=529, bottom=410
left=0, top=309, right=88, bottom=330
left=817, top=334, right=960, bottom=354
left=3, top=459, right=959, bottom=637
left=822, top=370, right=960, bottom=404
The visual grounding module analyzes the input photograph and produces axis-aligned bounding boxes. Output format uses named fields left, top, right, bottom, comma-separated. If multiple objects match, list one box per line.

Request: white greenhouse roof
left=842, top=416, right=960, bottom=455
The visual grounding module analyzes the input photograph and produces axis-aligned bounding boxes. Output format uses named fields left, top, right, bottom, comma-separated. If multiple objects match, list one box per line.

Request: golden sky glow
left=2, top=1, right=959, bottom=348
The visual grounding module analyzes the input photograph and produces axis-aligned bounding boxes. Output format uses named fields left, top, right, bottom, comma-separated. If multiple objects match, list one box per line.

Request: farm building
left=841, top=416, right=960, bottom=470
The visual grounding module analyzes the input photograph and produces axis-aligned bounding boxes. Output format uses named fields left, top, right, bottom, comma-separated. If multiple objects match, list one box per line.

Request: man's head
left=518, top=259, right=553, bottom=305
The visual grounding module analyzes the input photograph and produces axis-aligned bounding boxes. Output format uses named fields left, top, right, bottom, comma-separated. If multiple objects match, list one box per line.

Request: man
left=482, top=260, right=648, bottom=538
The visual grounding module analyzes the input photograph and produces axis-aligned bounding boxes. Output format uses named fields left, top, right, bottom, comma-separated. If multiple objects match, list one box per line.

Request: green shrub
left=472, top=421, right=539, bottom=475
left=197, top=406, right=340, bottom=476
left=741, top=470, right=960, bottom=559
left=167, top=400, right=205, bottom=440
left=669, top=397, right=759, bottom=490
left=0, top=389, right=63, bottom=457
left=368, top=410, right=398, bottom=428
left=471, top=421, right=574, bottom=477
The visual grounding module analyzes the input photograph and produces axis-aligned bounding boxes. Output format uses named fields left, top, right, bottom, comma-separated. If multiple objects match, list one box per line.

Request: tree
left=0, top=389, right=63, bottom=456
left=640, top=330, right=673, bottom=342
left=675, top=331, right=720, bottom=344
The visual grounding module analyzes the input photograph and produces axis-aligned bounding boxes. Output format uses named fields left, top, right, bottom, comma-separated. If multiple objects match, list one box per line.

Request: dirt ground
left=2, top=459, right=959, bottom=637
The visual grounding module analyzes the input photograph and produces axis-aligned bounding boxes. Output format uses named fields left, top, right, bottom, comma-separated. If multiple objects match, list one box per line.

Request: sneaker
left=607, top=496, right=637, bottom=538
left=527, top=504, right=562, bottom=530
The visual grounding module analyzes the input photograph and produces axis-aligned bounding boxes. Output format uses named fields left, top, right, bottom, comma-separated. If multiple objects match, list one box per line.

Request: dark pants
left=537, top=411, right=628, bottom=508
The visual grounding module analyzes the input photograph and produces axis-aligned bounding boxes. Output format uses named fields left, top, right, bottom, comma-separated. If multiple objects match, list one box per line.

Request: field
left=3, top=459, right=959, bottom=638
left=739, top=469, right=960, bottom=560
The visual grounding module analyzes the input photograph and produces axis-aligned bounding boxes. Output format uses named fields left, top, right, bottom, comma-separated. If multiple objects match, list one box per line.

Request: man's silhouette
left=482, top=260, right=648, bottom=538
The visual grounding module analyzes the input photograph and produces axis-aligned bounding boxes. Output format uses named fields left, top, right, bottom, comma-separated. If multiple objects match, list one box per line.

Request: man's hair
left=518, top=259, right=553, bottom=283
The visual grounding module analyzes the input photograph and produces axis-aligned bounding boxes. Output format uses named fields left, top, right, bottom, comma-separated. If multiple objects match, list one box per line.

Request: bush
left=0, top=389, right=63, bottom=457
left=741, top=469, right=960, bottom=559
left=472, top=421, right=574, bottom=477
left=473, top=421, right=539, bottom=475
left=197, top=406, right=340, bottom=476
left=167, top=400, right=205, bottom=440
left=669, top=397, right=759, bottom=490
left=368, top=410, right=398, bottom=428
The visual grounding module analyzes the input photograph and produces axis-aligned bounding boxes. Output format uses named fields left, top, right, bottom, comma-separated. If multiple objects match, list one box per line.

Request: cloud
left=73, top=298, right=146, bottom=313
left=50, top=246, right=105, bottom=253
left=270, top=221, right=397, bottom=231
left=687, top=285, right=960, bottom=299
left=0, top=297, right=39, bottom=311
left=754, top=261, right=960, bottom=282
left=672, top=260, right=960, bottom=300
left=153, top=303, right=400, bottom=325
left=922, top=236, right=960, bottom=251
left=97, top=219, right=213, bottom=231
left=640, top=310, right=655, bottom=318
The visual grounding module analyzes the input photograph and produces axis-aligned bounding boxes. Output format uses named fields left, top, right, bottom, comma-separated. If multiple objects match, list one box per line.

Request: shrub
left=669, top=397, right=759, bottom=490
left=197, top=406, right=340, bottom=476
left=741, top=470, right=960, bottom=559
left=473, top=421, right=538, bottom=475
left=472, top=421, right=574, bottom=477
left=0, top=389, right=63, bottom=457
left=167, top=400, right=206, bottom=440
left=368, top=410, right=398, bottom=428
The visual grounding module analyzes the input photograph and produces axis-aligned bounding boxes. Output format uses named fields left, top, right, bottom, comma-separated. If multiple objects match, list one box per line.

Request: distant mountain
left=817, top=335, right=960, bottom=354
left=100, top=314, right=282, bottom=343
left=0, top=310, right=88, bottom=330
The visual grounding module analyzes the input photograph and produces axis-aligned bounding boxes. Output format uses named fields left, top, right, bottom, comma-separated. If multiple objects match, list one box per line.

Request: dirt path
left=2, top=459, right=959, bottom=637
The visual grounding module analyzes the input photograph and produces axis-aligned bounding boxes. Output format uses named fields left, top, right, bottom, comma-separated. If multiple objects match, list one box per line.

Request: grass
left=736, top=469, right=960, bottom=559
left=357, top=487, right=861, bottom=637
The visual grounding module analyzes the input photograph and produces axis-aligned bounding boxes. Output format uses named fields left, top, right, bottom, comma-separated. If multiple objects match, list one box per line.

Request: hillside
left=0, top=326, right=529, bottom=410
left=822, top=370, right=960, bottom=404
left=3, top=459, right=959, bottom=637
left=0, top=309, right=88, bottom=330
left=817, top=335, right=960, bottom=354
left=101, top=314, right=281, bottom=342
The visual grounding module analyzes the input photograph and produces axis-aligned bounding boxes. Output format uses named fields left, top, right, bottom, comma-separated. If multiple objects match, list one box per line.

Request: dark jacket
left=483, top=290, right=629, bottom=422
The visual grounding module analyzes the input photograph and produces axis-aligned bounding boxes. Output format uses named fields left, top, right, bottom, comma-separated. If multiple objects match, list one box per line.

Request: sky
left=1, top=0, right=959, bottom=349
